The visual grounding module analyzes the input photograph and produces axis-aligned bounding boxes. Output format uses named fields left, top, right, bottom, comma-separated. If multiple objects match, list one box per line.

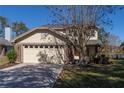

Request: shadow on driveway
left=0, top=64, right=63, bottom=88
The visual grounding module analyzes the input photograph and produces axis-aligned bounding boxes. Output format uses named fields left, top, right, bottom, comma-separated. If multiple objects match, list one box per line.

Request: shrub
left=90, top=54, right=110, bottom=64
left=7, top=49, right=16, bottom=63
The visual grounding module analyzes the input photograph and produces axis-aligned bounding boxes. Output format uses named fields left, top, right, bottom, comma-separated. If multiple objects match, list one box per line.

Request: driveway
left=0, top=64, right=63, bottom=88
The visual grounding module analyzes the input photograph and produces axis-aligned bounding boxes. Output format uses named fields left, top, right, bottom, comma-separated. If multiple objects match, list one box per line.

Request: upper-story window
left=89, top=30, right=98, bottom=40
left=89, top=30, right=96, bottom=37
left=66, top=29, right=97, bottom=40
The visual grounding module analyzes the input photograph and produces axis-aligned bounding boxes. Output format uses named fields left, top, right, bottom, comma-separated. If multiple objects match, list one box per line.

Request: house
left=0, top=37, right=12, bottom=56
left=12, top=25, right=101, bottom=64
left=0, top=27, right=12, bottom=57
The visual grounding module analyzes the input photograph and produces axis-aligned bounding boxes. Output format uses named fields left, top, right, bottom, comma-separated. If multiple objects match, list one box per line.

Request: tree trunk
left=14, top=45, right=21, bottom=63
left=79, top=45, right=88, bottom=65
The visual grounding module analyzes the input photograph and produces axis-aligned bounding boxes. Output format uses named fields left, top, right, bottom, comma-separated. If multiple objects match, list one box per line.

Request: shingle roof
left=41, top=24, right=65, bottom=28
left=11, top=27, right=69, bottom=43
left=0, top=37, right=12, bottom=46
left=12, top=25, right=101, bottom=46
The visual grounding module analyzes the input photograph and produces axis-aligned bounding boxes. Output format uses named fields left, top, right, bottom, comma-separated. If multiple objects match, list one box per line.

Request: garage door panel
left=23, top=45, right=65, bottom=64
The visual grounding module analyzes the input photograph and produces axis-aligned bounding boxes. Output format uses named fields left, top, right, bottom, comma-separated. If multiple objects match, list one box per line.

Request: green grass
left=0, top=56, right=8, bottom=65
left=54, top=60, right=124, bottom=88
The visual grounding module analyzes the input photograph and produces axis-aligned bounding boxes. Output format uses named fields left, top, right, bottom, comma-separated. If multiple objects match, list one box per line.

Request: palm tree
left=12, top=22, right=28, bottom=36
left=0, top=16, right=8, bottom=37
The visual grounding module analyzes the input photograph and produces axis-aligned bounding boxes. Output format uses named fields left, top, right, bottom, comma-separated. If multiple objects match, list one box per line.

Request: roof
left=12, top=26, right=101, bottom=45
left=12, top=26, right=68, bottom=43
left=0, top=37, right=12, bottom=46
left=42, top=24, right=100, bottom=30
left=41, top=24, right=66, bottom=29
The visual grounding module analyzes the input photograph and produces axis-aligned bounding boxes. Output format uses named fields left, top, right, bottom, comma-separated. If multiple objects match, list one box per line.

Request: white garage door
left=22, top=45, right=65, bottom=64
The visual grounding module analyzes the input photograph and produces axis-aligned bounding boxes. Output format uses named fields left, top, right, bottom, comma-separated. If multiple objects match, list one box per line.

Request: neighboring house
left=0, top=27, right=12, bottom=57
left=0, top=37, right=12, bottom=56
left=109, top=45, right=122, bottom=53
left=12, top=25, right=101, bottom=64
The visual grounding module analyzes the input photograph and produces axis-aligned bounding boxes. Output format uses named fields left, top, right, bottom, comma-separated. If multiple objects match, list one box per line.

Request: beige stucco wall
left=88, top=46, right=96, bottom=56
left=16, top=31, right=66, bottom=64
left=19, top=31, right=65, bottom=45
left=15, top=29, right=98, bottom=64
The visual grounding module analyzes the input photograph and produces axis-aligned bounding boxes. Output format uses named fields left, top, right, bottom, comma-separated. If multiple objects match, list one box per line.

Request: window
left=24, top=45, right=28, bottom=48
left=50, top=45, right=53, bottom=48
left=35, top=45, right=38, bottom=48
left=59, top=46, right=63, bottom=48
left=40, top=45, right=43, bottom=48
left=30, top=45, right=33, bottom=48
left=45, top=45, right=48, bottom=48
left=55, top=46, right=58, bottom=48
left=89, top=31, right=95, bottom=37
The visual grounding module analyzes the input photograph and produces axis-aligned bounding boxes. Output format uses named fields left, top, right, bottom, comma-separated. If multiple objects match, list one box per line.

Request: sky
left=0, top=5, right=52, bottom=28
left=0, top=5, right=124, bottom=41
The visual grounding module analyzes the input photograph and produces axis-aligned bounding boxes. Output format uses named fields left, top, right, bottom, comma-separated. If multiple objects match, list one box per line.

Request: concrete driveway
left=0, top=64, right=63, bottom=88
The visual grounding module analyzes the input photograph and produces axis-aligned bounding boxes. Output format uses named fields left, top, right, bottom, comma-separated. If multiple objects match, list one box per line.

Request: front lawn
left=0, top=56, right=8, bottom=65
left=0, top=56, right=18, bottom=69
left=54, top=60, right=124, bottom=88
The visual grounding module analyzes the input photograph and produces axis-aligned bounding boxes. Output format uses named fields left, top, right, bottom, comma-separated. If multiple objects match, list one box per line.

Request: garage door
left=22, top=45, right=65, bottom=64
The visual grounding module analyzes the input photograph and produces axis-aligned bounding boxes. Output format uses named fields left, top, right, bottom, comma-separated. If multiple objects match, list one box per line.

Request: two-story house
left=12, top=25, right=101, bottom=64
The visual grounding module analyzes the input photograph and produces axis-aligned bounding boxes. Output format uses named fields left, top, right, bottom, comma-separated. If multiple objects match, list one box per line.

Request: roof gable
left=12, top=27, right=68, bottom=44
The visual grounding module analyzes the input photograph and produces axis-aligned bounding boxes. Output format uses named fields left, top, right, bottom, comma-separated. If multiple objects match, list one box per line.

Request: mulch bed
left=0, top=63, right=19, bottom=69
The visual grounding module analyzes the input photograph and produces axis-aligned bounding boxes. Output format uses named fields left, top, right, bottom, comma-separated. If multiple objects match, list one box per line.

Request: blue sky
left=0, top=5, right=124, bottom=41
left=109, top=8, right=124, bottom=41
left=0, top=5, right=52, bottom=28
